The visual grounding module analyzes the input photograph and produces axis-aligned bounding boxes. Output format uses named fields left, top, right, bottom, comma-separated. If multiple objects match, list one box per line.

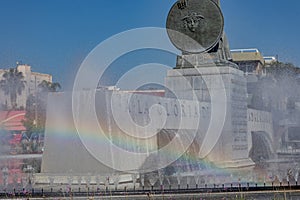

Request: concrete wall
left=247, top=109, right=274, bottom=153
left=41, top=90, right=210, bottom=175
left=165, top=66, right=253, bottom=167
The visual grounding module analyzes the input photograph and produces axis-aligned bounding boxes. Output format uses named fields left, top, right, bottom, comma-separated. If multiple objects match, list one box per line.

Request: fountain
left=95, top=175, right=101, bottom=190
left=194, top=173, right=201, bottom=189
left=105, top=176, right=110, bottom=191
left=267, top=170, right=276, bottom=186
left=2, top=167, right=9, bottom=189
left=48, top=176, right=54, bottom=188
left=214, top=174, right=221, bottom=188
left=31, top=175, right=35, bottom=188
left=158, top=169, right=164, bottom=190
left=84, top=175, right=91, bottom=188
left=165, top=176, right=171, bottom=190
left=131, top=173, right=137, bottom=190
left=77, top=176, right=82, bottom=188
left=176, top=173, right=181, bottom=189
left=140, top=174, right=145, bottom=190
left=12, top=173, right=18, bottom=188
left=67, top=176, right=73, bottom=191
left=40, top=0, right=255, bottom=189
left=21, top=175, right=28, bottom=189
left=294, top=168, right=299, bottom=185
left=112, top=174, right=120, bottom=190
left=277, top=171, right=284, bottom=186
left=148, top=173, right=158, bottom=191
left=32, top=0, right=300, bottom=195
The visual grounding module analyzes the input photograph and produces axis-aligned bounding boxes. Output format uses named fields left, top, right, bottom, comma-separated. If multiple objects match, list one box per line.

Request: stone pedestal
left=165, top=63, right=254, bottom=168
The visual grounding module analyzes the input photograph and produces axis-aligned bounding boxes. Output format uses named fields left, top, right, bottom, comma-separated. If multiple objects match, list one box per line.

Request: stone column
left=165, top=64, right=254, bottom=168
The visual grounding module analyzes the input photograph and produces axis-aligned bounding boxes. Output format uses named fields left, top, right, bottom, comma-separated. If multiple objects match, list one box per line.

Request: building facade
left=231, top=49, right=265, bottom=76
left=0, top=64, right=52, bottom=110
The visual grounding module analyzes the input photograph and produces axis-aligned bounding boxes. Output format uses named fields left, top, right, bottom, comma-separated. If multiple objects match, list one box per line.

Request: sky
left=0, top=0, right=300, bottom=90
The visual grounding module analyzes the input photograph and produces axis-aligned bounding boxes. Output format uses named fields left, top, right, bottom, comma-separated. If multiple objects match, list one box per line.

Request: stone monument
left=165, top=0, right=254, bottom=167
left=38, top=0, right=254, bottom=187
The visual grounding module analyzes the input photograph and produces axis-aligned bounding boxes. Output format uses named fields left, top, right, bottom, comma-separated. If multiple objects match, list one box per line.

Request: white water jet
left=158, top=170, right=164, bottom=186
left=13, top=173, right=18, bottom=186
left=131, top=173, right=138, bottom=189
left=186, top=176, right=192, bottom=188
left=21, top=176, right=28, bottom=189
left=176, top=173, right=181, bottom=188
left=84, top=175, right=91, bottom=187
left=294, top=169, right=299, bottom=183
left=105, top=176, right=110, bottom=189
left=112, top=174, right=120, bottom=190
left=67, top=176, right=73, bottom=187
left=194, top=175, right=200, bottom=187
left=140, top=174, right=145, bottom=188
left=277, top=172, right=283, bottom=184
left=95, top=175, right=101, bottom=189
left=2, top=167, right=9, bottom=187
left=77, top=176, right=82, bottom=187
left=48, top=176, right=54, bottom=187
left=148, top=174, right=158, bottom=189
left=165, top=176, right=171, bottom=188
left=267, top=170, right=276, bottom=183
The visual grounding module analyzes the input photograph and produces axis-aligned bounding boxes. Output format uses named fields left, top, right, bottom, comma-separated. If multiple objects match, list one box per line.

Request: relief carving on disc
left=166, top=0, right=224, bottom=54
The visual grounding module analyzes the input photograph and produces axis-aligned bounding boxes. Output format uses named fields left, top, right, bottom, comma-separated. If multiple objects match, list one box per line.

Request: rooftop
left=231, top=49, right=265, bottom=64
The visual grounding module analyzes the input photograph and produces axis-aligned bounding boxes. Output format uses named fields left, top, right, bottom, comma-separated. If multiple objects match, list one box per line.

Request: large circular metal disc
left=166, top=0, right=224, bottom=54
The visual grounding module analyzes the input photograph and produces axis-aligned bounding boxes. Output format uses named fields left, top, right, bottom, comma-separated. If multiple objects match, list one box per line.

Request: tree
left=23, top=80, right=61, bottom=135
left=38, top=80, right=61, bottom=93
left=0, top=68, right=25, bottom=109
left=23, top=94, right=45, bottom=134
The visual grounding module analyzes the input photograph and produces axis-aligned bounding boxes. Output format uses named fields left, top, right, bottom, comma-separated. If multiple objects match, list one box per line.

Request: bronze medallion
left=166, top=0, right=224, bottom=53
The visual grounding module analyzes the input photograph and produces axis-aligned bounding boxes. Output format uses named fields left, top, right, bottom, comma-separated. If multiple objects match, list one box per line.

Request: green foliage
left=24, top=94, right=47, bottom=135
left=265, top=61, right=300, bottom=80
left=38, top=80, right=61, bottom=93
left=0, top=68, right=26, bottom=109
left=23, top=81, right=61, bottom=135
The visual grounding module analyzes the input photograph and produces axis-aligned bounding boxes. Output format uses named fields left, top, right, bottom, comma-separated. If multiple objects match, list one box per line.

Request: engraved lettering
left=174, top=103, right=179, bottom=116
left=165, top=103, right=170, bottom=116
left=177, top=1, right=187, bottom=10
left=181, top=104, right=186, bottom=117
left=144, top=102, right=149, bottom=114
left=137, top=100, right=143, bottom=114
left=188, top=104, right=192, bottom=117
left=157, top=102, right=162, bottom=115
left=194, top=105, right=199, bottom=117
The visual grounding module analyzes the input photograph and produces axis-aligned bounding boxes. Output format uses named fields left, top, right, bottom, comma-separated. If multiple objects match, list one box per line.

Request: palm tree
left=0, top=68, right=26, bottom=109
left=38, top=80, right=61, bottom=93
